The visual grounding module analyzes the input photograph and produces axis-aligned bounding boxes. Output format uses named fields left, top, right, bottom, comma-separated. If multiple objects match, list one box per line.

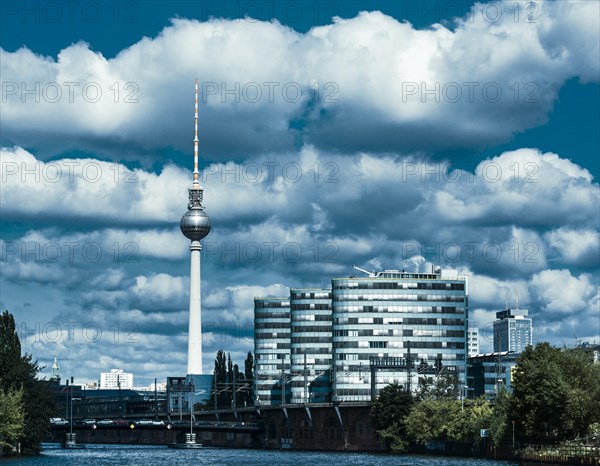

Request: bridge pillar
left=65, top=432, right=77, bottom=447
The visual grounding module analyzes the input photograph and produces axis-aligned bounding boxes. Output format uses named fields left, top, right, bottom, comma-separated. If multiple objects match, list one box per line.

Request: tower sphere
left=180, top=209, right=211, bottom=241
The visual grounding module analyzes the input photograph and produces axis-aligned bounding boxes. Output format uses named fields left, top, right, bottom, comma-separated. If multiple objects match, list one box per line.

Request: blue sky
left=1, top=0, right=599, bottom=386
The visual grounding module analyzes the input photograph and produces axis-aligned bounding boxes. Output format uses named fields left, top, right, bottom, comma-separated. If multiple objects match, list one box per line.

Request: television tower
left=180, top=79, right=211, bottom=375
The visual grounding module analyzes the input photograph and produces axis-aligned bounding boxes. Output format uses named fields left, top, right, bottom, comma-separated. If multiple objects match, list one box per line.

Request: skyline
left=1, top=0, right=599, bottom=386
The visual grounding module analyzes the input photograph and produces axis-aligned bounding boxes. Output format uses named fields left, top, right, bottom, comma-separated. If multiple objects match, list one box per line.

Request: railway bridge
left=48, top=402, right=384, bottom=450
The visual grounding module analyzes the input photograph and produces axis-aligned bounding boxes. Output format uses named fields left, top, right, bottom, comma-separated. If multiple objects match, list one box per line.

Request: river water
left=1, top=444, right=522, bottom=466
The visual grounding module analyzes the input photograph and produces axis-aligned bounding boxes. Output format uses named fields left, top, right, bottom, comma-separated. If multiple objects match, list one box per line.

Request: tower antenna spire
left=193, top=78, right=200, bottom=187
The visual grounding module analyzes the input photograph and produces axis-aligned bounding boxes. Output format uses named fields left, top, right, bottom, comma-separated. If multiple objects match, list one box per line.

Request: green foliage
left=370, top=383, right=413, bottom=452
left=405, top=398, right=459, bottom=443
left=244, top=351, right=254, bottom=405
left=371, top=383, right=413, bottom=430
left=212, top=350, right=227, bottom=408
left=488, top=387, right=511, bottom=446
left=371, top=342, right=600, bottom=452
left=212, top=350, right=254, bottom=408
left=510, top=343, right=600, bottom=443
left=378, top=422, right=410, bottom=453
left=405, top=397, right=494, bottom=445
left=459, top=398, right=494, bottom=444
left=414, top=373, right=458, bottom=401
left=0, top=387, right=25, bottom=450
left=0, top=310, right=57, bottom=454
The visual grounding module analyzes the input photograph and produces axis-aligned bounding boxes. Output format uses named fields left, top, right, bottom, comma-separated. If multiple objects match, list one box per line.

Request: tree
left=488, top=386, right=512, bottom=447
left=244, top=351, right=254, bottom=405
left=211, top=350, right=256, bottom=408
left=458, top=397, right=494, bottom=445
left=405, top=398, right=461, bottom=444
left=371, top=383, right=413, bottom=430
left=226, top=353, right=234, bottom=407
left=0, top=310, right=56, bottom=454
left=232, top=363, right=243, bottom=407
left=370, top=383, right=413, bottom=452
left=0, top=387, right=25, bottom=451
left=414, top=373, right=458, bottom=401
left=509, top=343, right=600, bottom=443
left=212, top=350, right=227, bottom=408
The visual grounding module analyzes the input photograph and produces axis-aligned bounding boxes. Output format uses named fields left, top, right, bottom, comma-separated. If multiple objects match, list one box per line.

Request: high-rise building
left=253, top=268, right=469, bottom=404
left=493, top=308, right=532, bottom=353
left=331, top=269, right=468, bottom=402
left=254, top=297, right=291, bottom=405
left=290, top=288, right=333, bottom=403
left=467, top=323, right=480, bottom=357
left=100, top=369, right=133, bottom=389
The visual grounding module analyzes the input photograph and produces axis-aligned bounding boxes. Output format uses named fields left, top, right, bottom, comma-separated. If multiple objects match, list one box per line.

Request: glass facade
left=254, top=298, right=291, bottom=405
left=254, top=269, right=469, bottom=405
left=290, top=288, right=333, bottom=403
left=332, top=271, right=468, bottom=402
left=493, top=308, right=532, bottom=353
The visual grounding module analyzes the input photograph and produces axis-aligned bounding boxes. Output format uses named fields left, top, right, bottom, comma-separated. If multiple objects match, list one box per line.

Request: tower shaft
left=187, top=241, right=203, bottom=375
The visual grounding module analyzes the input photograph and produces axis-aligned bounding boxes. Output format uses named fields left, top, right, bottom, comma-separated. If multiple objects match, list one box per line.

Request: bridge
left=48, top=402, right=383, bottom=450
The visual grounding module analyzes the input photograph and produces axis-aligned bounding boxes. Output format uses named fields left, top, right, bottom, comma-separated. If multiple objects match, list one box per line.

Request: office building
left=331, top=269, right=468, bottom=402
left=467, top=351, right=518, bottom=399
left=254, top=268, right=469, bottom=404
left=254, top=297, right=291, bottom=405
left=290, top=288, right=333, bottom=403
left=493, top=308, right=532, bottom=353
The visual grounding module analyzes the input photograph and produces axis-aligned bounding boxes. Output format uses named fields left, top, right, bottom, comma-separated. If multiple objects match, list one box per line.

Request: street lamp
left=461, top=385, right=467, bottom=412
left=188, top=387, right=207, bottom=443
left=60, top=381, right=84, bottom=448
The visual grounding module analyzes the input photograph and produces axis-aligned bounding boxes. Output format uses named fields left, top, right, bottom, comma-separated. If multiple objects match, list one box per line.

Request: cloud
left=0, top=146, right=188, bottom=226
left=544, top=227, right=600, bottom=267
left=1, top=1, right=598, bottom=161
left=130, top=273, right=188, bottom=311
left=431, top=148, right=597, bottom=229
left=3, top=147, right=598, bottom=281
left=530, top=269, right=599, bottom=314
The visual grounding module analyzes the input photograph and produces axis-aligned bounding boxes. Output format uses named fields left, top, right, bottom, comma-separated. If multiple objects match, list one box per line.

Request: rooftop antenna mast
left=353, top=265, right=375, bottom=277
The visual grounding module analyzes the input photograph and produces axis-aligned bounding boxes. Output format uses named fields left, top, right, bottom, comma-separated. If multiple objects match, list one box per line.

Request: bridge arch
left=349, top=414, right=373, bottom=445
left=320, top=416, right=343, bottom=442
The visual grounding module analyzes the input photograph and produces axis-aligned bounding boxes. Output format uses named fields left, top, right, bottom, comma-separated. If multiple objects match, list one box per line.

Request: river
left=1, top=444, right=523, bottom=465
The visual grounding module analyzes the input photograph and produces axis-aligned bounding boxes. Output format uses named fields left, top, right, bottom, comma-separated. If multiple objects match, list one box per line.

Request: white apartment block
left=100, top=368, right=134, bottom=389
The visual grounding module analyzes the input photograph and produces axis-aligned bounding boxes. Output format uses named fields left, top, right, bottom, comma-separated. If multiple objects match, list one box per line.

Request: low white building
left=467, top=323, right=480, bottom=357
left=133, top=381, right=167, bottom=392
left=100, top=369, right=133, bottom=389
